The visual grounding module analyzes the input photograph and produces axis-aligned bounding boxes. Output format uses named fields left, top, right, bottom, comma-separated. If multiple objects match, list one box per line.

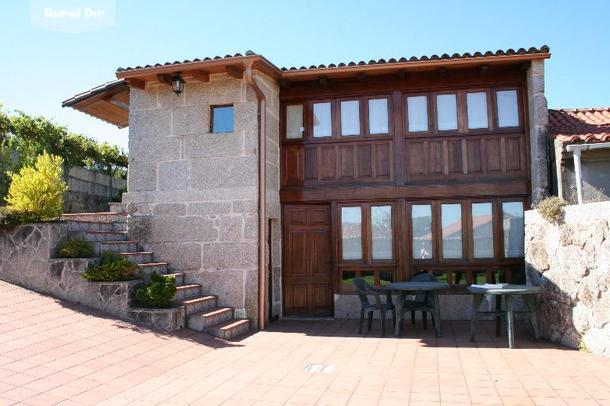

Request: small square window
left=212, top=105, right=234, bottom=133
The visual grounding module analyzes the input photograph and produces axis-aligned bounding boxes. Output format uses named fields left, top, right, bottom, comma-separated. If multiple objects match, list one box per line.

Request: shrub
left=82, top=251, right=138, bottom=282
left=537, top=196, right=567, bottom=224
left=0, top=206, right=38, bottom=230
left=134, top=273, right=177, bottom=308
left=5, top=152, right=67, bottom=221
left=57, top=238, right=94, bottom=258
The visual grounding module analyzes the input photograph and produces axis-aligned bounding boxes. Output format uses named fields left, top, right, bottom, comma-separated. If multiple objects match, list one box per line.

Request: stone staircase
left=62, top=203, right=251, bottom=340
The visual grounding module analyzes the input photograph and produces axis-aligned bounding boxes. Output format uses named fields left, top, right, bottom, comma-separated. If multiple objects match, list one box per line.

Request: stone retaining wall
left=0, top=223, right=182, bottom=331
left=64, top=166, right=126, bottom=213
left=525, top=202, right=610, bottom=357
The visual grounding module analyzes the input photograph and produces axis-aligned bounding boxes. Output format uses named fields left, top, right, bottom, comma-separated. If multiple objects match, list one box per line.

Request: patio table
left=387, top=281, right=449, bottom=337
left=469, top=284, right=541, bottom=349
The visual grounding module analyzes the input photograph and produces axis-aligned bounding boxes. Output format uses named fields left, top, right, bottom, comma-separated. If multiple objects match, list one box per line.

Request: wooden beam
left=226, top=65, right=243, bottom=79
left=125, top=78, right=146, bottom=89
left=189, top=70, right=209, bottom=82
left=156, top=74, right=172, bottom=84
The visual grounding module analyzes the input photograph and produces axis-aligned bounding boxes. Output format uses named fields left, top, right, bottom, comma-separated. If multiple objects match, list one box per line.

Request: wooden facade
left=280, top=63, right=531, bottom=316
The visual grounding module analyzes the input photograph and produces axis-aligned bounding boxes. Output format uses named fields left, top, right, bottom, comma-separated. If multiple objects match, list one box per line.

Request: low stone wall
left=525, top=202, right=610, bottom=357
left=64, top=166, right=126, bottom=213
left=0, top=223, right=182, bottom=331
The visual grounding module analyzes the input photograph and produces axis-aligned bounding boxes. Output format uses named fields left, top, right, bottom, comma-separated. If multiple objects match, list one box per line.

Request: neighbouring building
left=548, top=108, right=610, bottom=204
left=63, top=46, right=553, bottom=327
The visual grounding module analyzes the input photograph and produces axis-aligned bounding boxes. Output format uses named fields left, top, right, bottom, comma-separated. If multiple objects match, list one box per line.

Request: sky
left=1, top=0, right=609, bottom=152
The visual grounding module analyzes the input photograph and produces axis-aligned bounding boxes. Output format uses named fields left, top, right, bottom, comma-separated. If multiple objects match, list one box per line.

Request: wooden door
left=283, top=205, right=333, bottom=317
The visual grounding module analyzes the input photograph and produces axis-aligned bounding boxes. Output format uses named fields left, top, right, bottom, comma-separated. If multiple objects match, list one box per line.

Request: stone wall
left=124, top=71, right=281, bottom=323
left=525, top=202, right=610, bottom=357
left=64, top=166, right=126, bottom=213
left=0, top=223, right=183, bottom=331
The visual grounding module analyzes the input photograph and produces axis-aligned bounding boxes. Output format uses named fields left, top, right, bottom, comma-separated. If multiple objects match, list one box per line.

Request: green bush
left=0, top=206, right=38, bottom=230
left=134, top=273, right=177, bottom=308
left=537, top=196, right=567, bottom=224
left=82, top=251, right=138, bottom=282
left=5, top=152, right=67, bottom=221
left=57, top=238, right=94, bottom=258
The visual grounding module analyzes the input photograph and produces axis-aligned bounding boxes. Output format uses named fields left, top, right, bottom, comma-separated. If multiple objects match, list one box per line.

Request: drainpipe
left=566, top=141, right=610, bottom=205
left=243, top=62, right=266, bottom=330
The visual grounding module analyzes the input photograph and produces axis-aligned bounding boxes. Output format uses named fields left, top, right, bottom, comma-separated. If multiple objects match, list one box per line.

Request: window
left=340, top=100, right=360, bottom=136
left=368, top=98, right=389, bottom=134
left=211, top=105, right=234, bottom=133
left=371, top=206, right=392, bottom=260
left=472, top=203, right=494, bottom=258
left=412, top=204, right=433, bottom=260
left=503, top=202, right=524, bottom=257
left=286, top=105, right=304, bottom=139
left=467, top=92, right=488, bottom=129
left=441, top=203, right=462, bottom=259
left=407, top=96, right=428, bottom=132
left=341, top=207, right=362, bottom=260
left=436, top=94, right=458, bottom=131
left=497, top=90, right=519, bottom=127
left=313, top=102, right=332, bottom=137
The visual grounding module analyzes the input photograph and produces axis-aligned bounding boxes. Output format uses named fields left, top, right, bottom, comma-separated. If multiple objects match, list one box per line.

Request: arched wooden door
left=282, top=205, right=333, bottom=317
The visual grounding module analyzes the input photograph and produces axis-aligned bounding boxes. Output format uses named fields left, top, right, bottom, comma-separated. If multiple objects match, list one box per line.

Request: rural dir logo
left=30, top=0, right=115, bottom=33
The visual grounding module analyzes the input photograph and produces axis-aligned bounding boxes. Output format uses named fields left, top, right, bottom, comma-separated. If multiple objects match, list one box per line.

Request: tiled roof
left=62, top=79, right=127, bottom=107
left=549, top=108, right=610, bottom=144
left=116, top=51, right=259, bottom=72
left=280, top=46, right=550, bottom=71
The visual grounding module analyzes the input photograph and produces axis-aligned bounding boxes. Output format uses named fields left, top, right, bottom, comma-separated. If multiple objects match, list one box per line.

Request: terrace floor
left=0, top=280, right=609, bottom=406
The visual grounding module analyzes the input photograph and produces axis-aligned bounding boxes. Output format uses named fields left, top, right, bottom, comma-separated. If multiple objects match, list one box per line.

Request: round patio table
left=469, top=284, right=541, bottom=349
left=387, top=281, right=449, bottom=337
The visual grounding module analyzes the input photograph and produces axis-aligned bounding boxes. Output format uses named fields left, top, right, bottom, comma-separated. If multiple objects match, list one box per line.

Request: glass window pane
left=497, top=90, right=519, bottom=127
left=436, top=94, right=458, bottom=130
left=313, top=102, right=332, bottom=137
left=503, top=202, right=524, bottom=257
left=371, top=206, right=392, bottom=260
left=368, top=98, right=388, bottom=134
left=340, top=100, right=360, bottom=136
left=341, top=207, right=362, bottom=260
left=441, top=203, right=462, bottom=259
left=407, top=95, right=428, bottom=132
left=472, top=203, right=494, bottom=258
left=212, top=106, right=234, bottom=133
left=286, top=105, right=304, bottom=139
left=412, top=205, right=433, bottom=259
left=467, top=92, right=488, bottom=129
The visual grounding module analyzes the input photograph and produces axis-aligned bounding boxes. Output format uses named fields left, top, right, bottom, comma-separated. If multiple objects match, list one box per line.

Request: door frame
left=281, top=203, right=334, bottom=317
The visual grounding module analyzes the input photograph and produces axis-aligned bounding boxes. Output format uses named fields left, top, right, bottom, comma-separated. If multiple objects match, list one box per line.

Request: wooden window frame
left=338, top=98, right=364, bottom=137
left=210, top=104, right=234, bottom=134
left=493, top=87, right=525, bottom=132
left=364, top=95, right=393, bottom=137
left=405, top=93, right=433, bottom=135
left=465, top=89, right=493, bottom=133
left=282, top=102, right=306, bottom=142
left=309, top=99, right=336, bottom=140
left=433, top=92, right=461, bottom=134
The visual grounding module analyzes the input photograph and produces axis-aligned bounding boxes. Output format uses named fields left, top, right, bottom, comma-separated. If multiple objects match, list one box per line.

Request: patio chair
left=353, top=277, right=396, bottom=337
left=404, top=271, right=438, bottom=329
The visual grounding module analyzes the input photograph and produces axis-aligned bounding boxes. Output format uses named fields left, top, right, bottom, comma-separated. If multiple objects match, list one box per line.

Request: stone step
left=108, top=202, right=126, bottom=213
left=136, top=262, right=169, bottom=279
left=174, top=284, right=202, bottom=301
left=119, top=252, right=153, bottom=264
left=187, top=307, right=234, bottom=332
left=96, top=241, right=139, bottom=254
left=165, top=272, right=185, bottom=286
left=63, top=212, right=127, bottom=223
left=69, top=230, right=128, bottom=242
left=176, top=295, right=217, bottom=315
left=207, top=319, right=251, bottom=340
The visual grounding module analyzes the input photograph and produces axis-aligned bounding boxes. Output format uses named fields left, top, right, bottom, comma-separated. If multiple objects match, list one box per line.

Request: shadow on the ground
left=264, top=318, right=575, bottom=352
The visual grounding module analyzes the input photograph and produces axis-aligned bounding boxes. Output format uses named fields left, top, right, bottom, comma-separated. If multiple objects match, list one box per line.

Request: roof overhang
left=62, top=79, right=129, bottom=128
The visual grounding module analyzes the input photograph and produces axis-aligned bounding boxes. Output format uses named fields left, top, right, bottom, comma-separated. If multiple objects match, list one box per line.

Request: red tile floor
left=0, top=280, right=609, bottom=405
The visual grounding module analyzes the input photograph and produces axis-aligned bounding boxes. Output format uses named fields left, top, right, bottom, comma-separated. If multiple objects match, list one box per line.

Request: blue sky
left=1, top=0, right=609, bottom=151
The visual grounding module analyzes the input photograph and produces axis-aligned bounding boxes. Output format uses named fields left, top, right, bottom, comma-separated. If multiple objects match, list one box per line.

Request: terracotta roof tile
left=549, top=108, right=610, bottom=144
left=280, top=45, right=549, bottom=71
left=116, top=51, right=257, bottom=72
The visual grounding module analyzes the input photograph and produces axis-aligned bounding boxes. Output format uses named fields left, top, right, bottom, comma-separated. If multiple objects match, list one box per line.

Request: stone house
left=63, top=46, right=554, bottom=329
